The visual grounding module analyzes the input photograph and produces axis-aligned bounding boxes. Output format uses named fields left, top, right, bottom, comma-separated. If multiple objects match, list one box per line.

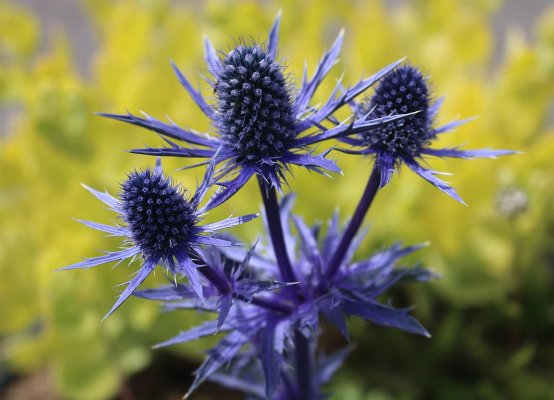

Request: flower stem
left=325, top=164, right=381, bottom=280
left=257, top=177, right=298, bottom=284
left=295, top=330, right=313, bottom=400
left=257, top=179, right=314, bottom=397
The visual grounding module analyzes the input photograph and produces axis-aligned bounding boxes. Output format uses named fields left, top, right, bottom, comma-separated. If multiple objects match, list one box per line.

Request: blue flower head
left=99, top=14, right=406, bottom=208
left=343, top=64, right=514, bottom=204
left=60, top=161, right=258, bottom=319
left=215, top=44, right=296, bottom=162
left=121, top=169, right=198, bottom=258
left=362, top=65, right=431, bottom=157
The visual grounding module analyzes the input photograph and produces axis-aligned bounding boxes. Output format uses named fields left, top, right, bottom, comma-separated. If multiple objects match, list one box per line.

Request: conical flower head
left=121, top=169, right=197, bottom=258
left=363, top=65, right=431, bottom=157
left=215, top=45, right=296, bottom=161
left=342, top=63, right=513, bottom=203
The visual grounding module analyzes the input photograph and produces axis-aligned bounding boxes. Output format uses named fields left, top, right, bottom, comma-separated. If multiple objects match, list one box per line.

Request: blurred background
left=1, top=0, right=553, bottom=399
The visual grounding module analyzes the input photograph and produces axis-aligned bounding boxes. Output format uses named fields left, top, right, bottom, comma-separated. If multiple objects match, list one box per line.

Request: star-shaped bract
left=341, top=64, right=514, bottom=204
left=234, top=196, right=436, bottom=338
left=139, top=287, right=318, bottom=400
left=59, top=161, right=258, bottom=319
left=99, top=14, right=406, bottom=209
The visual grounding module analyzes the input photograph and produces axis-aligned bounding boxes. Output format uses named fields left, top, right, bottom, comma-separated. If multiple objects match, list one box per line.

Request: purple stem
left=295, top=330, right=313, bottom=400
left=256, top=178, right=314, bottom=399
left=281, top=370, right=297, bottom=399
left=257, top=177, right=298, bottom=284
left=325, top=163, right=382, bottom=279
left=195, top=257, right=231, bottom=294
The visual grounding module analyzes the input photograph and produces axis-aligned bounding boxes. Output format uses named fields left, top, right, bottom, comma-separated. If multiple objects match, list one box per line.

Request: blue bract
left=60, top=161, right=258, bottom=319
left=99, top=14, right=406, bottom=209
left=137, top=197, right=435, bottom=399
left=342, top=64, right=514, bottom=204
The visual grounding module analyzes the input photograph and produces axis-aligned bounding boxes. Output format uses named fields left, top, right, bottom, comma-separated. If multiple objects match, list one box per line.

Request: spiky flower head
left=60, top=162, right=258, bottom=319
left=215, top=45, right=296, bottom=161
left=362, top=65, right=431, bottom=158
left=121, top=169, right=197, bottom=258
left=343, top=63, right=514, bottom=203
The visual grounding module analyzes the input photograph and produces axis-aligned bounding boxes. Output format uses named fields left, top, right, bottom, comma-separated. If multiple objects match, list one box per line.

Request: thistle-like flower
left=60, top=161, right=258, bottom=319
left=99, top=14, right=405, bottom=208
left=61, top=11, right=519, bottom=399
left=342, top=64, right=514, bottom=203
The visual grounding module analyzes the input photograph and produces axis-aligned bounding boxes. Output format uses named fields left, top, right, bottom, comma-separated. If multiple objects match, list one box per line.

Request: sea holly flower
left=322, top=64, right=515, bottom=281
left=60, top=161, right=258, bottom=319
left=99, top=14, right=407, bottom=209
left=62, top=10, right=519, bottom=400
left=341, top=64, right=514, bottom=204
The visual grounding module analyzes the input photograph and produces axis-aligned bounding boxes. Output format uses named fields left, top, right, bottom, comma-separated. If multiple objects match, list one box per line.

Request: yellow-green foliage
left=1, top=0, right=553, bottom=399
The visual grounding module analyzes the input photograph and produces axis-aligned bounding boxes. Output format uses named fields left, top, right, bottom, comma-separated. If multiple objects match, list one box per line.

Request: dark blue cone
left=121, top=170, right=197, bottom=257
left=363, top=65, right=431, bottom=157
left=215, top=45, right=296, bottom=161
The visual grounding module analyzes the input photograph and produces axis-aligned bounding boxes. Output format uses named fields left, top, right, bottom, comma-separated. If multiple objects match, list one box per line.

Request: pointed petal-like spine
left=295, top=29, right=344, bottom=116
left=103, top=257, right=157, bottom=320
left=404, top=156, right=466, bottom=205
left=267, top=11, right=281, bottom=60
left=59, top=247, right=140, bottom=271
left=420, top=147, right=516, bottom=159
left=203, top=35, right=220, bottom=76
left=98, top=111, right=217, bottom=147
left=170, top=60, right=216, bottom=119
